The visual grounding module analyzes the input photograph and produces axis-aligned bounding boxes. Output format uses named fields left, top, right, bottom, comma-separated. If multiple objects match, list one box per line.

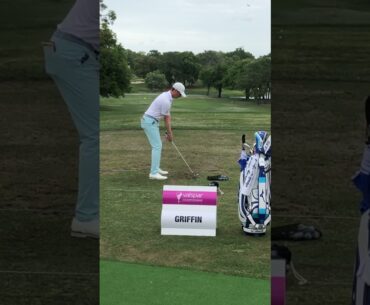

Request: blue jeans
left=141, top=116, right=162, bottom=175
left=44, top=34, right=99, bottom=222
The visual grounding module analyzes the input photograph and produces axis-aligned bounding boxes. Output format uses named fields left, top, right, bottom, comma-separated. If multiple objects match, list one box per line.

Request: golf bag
left=237, top=131, right=271, bottom=235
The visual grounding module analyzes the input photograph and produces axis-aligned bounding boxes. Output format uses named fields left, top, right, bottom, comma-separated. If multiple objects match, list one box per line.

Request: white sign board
left=161, top=185, right=217, bottom=236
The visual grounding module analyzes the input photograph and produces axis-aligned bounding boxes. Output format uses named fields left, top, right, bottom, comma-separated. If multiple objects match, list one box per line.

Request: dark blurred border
left=272, top=1, right=370, bottom=304
left=0, top=1, right=99, bottom=304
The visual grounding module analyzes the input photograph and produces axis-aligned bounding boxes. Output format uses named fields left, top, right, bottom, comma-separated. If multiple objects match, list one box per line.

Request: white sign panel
left=161, top=185, right=217, bottom=236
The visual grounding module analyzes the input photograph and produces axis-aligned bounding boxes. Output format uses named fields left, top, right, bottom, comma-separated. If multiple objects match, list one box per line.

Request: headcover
left=255, top=131, right=271, bottom=155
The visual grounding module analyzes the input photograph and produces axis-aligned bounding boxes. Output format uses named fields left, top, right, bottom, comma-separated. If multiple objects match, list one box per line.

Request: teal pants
left=44, top=34, right=99, bottom=222
left=141, top=116, right=162, bottom=175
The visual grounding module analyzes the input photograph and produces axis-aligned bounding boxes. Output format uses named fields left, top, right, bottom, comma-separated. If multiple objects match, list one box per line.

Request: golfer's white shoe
left=71, top=217, right=99, bottom=239
left=149, top=173, right=167, bottom=180
left=158, top=168, right=169, bottom=175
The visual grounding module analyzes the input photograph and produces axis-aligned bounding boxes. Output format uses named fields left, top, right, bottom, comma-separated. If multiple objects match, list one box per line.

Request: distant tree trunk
left=218, top=85, right=222, bottom=98
left=267, top=85, right=271, bottom=101
left=207, top=84, right=211, bottom=96
left=245, top=88, right=250, bottom=101
left=253, top=88, right=260, bottom=105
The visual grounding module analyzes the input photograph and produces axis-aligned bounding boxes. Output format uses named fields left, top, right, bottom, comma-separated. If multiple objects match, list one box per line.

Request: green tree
left=199, top=67, right=213, bottom=95
left=100, top=1, right=131, bottom=97
left=212, top=62, right=227, bottom=98
left=235, top=55, right=271, bottom=102
left=160, top=52, right=182, bottom=86
left=147, top=50, right=162, bottom=73
left=177, top=52, right=200, bottom=86
left=128, top=50, right=162, bottom=79
left=145, top=70, right=167, bottom=91
left=197, top=51, right=226, bottom=97
left=100, top=42, right=131, bottom=97
left=127, top=51, right=147, bottom=78
left=235, top=60, right=255, bottom=100
left=159, top=51, right=200, bottom=87
left=225, top=47, right=254, bottom=61
left=197, top=50, right=222, bottom=66
left=258, top=55, right=271, bottom=100
left=100, top=0, right=116, bottom=25
left=223, top=49, right=255, bottom=90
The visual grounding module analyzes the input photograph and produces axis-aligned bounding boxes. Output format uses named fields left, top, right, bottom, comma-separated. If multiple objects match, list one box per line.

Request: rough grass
left=100, top=93, right=271, bottom=280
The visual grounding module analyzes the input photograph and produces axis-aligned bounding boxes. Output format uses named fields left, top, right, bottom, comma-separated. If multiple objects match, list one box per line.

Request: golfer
left=141, top=82, right=186, bottom=180
left=44, top=0, right=99, bottom=238
left=351, top=97, right=370, bottom=305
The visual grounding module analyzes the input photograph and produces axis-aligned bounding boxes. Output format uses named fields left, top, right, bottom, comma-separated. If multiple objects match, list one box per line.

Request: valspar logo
left=176, top=193, right=183, bottom=204
left=176, top=192, right=204, bottom=203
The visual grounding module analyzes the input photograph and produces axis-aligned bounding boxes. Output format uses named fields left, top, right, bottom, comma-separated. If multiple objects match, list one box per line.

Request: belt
left=143, top=114, right=159, bottom=122
left=53, top=29, right=99, bottom=55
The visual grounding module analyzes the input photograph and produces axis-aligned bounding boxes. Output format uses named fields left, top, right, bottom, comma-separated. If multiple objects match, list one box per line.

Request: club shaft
left=171, top=142, right=195, bottom=174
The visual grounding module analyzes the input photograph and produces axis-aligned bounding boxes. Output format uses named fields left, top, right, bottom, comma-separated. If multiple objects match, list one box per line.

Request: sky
left=105, top=0, right=270, bottom=57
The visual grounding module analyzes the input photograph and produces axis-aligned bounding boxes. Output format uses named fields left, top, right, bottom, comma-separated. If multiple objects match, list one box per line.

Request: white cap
left=172, top=82, right=186, bottom=97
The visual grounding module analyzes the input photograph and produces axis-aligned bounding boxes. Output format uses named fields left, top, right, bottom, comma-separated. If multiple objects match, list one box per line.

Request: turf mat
left=100, top=260, right=269, bottom=305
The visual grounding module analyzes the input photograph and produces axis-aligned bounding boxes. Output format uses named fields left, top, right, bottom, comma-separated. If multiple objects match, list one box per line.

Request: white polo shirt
left=58, top=0, right=99, bottom=51
left=145, top=91, right=173, bottom=120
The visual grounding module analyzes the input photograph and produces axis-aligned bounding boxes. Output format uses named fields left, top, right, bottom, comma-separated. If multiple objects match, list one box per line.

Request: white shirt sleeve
left=160, top=101, right=171, bottom=116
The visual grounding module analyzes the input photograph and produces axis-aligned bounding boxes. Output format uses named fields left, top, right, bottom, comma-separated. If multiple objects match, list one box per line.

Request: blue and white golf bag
left=238, top=131, right=271, bottom=234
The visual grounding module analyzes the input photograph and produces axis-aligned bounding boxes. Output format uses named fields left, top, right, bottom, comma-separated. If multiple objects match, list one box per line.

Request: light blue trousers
left=44, top=34, right=99, bottom=222
left=141, top=116, right=162, bottom=175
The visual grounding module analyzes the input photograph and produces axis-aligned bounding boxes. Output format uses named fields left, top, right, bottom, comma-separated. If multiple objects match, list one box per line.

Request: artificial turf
left=100, top=260, right=269, bottom=305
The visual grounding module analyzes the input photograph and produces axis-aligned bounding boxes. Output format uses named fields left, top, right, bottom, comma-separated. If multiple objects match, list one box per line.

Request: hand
left=166, top=132, right=173, bottom=142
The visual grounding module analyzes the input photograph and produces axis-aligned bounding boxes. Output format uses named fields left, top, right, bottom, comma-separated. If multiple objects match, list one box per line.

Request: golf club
left=209, top=181, right=224, bottom=195
left=170, top=140, right=199, bottom=179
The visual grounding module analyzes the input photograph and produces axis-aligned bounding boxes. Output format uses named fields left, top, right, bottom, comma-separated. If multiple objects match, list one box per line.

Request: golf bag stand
left=238, top=131, right=271, bottom=235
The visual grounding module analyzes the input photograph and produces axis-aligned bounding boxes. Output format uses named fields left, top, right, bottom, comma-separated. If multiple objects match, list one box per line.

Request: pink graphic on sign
left=163, top=190, right=217, bottom=205
left=271, top=277, right=286, bottom=305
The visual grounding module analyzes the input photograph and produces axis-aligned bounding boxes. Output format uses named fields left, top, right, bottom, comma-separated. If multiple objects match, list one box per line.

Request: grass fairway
left=100, top=93, right=270, bottom=302
left=100, top=260, right=269, bottom=305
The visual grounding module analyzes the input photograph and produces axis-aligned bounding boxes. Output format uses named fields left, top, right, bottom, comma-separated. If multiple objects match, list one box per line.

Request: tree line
left=100, top=2, right=270, bottom=101
left=128, top=49, right=270, bottom=101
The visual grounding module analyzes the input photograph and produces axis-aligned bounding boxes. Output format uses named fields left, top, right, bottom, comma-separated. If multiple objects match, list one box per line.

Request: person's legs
left=351, top=147, right=370, bottom=303
left=44, top=36, right=99, bottom=224
left=141, top=116, right=162, bottom=175
left=352, top=210, right=370, bottom=304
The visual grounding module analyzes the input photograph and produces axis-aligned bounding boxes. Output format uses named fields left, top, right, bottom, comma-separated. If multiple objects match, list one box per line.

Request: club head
left=208, top=181, right=219, bottom=187
left=183, top=172, right=199, bottom=179
left=208, top=181, right=224, bottom=195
